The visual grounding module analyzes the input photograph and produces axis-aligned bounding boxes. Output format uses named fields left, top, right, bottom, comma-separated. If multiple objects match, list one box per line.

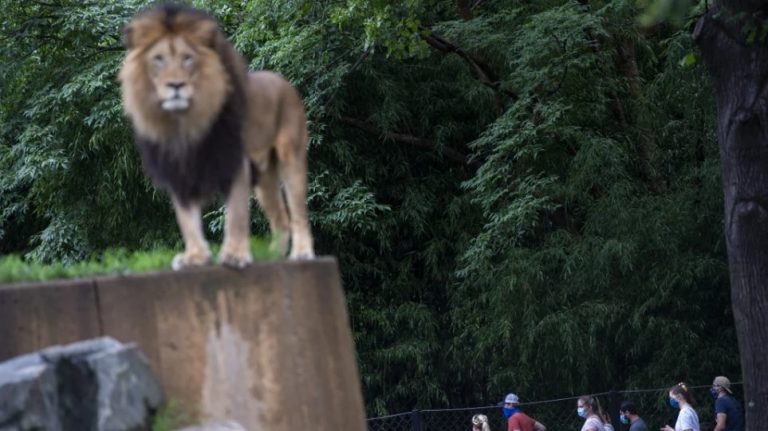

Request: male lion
left=119, top=4, right=314, bottom=269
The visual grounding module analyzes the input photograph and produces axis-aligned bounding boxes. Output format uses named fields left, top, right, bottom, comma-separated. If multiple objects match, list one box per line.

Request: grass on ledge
left=0, top=237, right=280, bottom=284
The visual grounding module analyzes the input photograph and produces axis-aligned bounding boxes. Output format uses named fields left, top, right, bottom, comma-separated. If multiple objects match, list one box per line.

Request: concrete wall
left=0, top=257, right=367, bottom=430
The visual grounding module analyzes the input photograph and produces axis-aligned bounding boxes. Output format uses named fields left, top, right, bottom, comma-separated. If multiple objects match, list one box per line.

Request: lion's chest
left=135, top=103, right=245, bottom=205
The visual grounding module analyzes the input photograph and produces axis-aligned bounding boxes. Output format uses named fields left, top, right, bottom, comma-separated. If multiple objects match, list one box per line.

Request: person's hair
left=670, top=382, right=696, bottom=406
left=620, top=400, right=638, bottom=415
left=472, top=414, right=491, bottom=431
left=578, top=395, right=604, bottom=422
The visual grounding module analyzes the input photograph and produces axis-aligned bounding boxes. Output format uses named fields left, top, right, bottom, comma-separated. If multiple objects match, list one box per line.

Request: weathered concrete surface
left=0, top=279, right=101, bottom=362
left=0, top=257, right=367, bottom=431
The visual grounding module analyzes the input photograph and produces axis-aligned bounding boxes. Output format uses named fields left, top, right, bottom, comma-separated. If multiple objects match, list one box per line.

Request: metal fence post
left=411, top=409, right=423, bottom=431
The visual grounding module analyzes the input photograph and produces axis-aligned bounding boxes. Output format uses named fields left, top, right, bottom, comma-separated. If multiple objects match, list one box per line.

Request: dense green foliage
left=1, top=0, right=737, bottom=416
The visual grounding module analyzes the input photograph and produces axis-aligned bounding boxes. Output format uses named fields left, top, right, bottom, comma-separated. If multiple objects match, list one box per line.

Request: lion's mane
left=119, top=3, right=251, bottom=205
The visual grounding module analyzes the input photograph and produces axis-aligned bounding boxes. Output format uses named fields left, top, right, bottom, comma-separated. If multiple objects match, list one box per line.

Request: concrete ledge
left=0, top=257, right=367, bottom=430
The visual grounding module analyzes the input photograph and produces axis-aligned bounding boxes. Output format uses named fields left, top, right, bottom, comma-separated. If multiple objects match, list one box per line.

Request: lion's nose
left=166, top=82, right=186, bottom=91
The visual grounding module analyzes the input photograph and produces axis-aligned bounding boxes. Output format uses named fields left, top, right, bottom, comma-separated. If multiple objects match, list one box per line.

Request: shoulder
left=679, top=406, right=699, bottom=426
left=586, top=416, right=604, bottom=429
left=511, top=412, right=531, bottom=421
left=630, top=418, right=648, bottom=431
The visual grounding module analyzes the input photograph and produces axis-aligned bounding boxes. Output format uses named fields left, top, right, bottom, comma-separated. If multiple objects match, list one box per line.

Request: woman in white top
left=577, top=395, right=606, bottom=431
left=661, top=382, right=700, bottom=431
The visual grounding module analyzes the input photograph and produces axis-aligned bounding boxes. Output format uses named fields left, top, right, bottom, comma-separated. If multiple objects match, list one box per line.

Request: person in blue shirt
left=711, top=376, right=744, bottom=431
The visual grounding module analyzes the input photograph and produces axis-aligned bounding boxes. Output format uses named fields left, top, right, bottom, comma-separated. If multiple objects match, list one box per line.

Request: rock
left=0, top=337, right=164, bottom=431
left=0, top=353, right=60, bottom=431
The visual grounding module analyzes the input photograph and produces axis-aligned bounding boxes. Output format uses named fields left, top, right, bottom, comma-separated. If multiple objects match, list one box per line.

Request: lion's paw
left=172, top=250, right=212, bottom=271
left=219, top=250, right=253, bottom=269
left=288, top=250, right=316, bottom=261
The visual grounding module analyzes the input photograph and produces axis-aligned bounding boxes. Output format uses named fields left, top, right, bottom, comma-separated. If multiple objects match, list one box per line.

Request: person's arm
left=660, top=425, right=674, bottom=431
left=714, top=412, right=727, bottom=431
left=532, top=420, right=546, bottom=431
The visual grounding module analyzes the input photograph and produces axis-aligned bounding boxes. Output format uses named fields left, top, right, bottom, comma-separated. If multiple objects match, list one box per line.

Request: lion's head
left=118, top=4, right=246, bottom=144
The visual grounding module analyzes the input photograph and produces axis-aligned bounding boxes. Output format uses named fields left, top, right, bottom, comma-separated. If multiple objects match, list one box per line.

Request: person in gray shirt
left=620, top=400, right=648, bottom=431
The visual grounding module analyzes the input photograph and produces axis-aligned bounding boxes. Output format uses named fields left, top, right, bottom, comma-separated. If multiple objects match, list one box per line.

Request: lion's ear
left=188, top=19, right=219, bottom=48
left=122, top=18, right=164, bottom=51
left=122, top=24, right=135, bottom=49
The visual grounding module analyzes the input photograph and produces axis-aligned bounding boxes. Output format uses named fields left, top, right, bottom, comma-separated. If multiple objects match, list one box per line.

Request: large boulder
left=0, top=337, right=164, bottom=431
left=0, top=353, right=60, bottom=430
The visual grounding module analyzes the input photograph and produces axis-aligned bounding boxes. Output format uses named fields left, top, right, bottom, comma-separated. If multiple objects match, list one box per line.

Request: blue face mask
left=620, top=414, right=630, bottom=424
left=577, top=407, right=586, bottom=418
left=669, top=397, right=680, bottom=409
left=710, top=388, right=719, bottom=398
left=503, top=407, right=518, bottom=419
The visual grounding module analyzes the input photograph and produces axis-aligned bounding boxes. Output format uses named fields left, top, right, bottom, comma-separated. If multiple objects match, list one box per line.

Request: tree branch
left=420, top=30, right=517, bottom=102
left=339, top=116, right=481, bottom=168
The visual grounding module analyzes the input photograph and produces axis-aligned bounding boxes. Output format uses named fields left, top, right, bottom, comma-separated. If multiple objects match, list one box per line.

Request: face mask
left=577, top=407, right=586, bottom=418
left=620, top=415, right=630, bottom=425
left=669, top=397, right=680, bottom=409
left=710, top=388, right=719, bottom=398
left=503, top=407, right=518, bottom=419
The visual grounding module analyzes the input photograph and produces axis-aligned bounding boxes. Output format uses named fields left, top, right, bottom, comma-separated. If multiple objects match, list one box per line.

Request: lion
left=118, top=3, right=314, bottom=269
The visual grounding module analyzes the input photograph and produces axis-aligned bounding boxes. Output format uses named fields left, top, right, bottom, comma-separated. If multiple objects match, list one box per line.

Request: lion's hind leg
left=219, top=158, right=253, bottom=268
left=171, top=198, right=212, bottom=270
left=276, top=135, right=314, bottom=260
left=253, top=154, right=291, bottom=256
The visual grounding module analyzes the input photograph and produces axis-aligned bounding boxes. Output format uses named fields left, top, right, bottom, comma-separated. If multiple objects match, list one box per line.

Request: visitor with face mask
left=500, top=393, right=546, bottom=431
left=661, top=382, right=700, bottom=431
left=576, top=395, right=606, bottom=431
left=711, top=376, right=744, bottom=431
left=618, top=400, right=648, bottom=431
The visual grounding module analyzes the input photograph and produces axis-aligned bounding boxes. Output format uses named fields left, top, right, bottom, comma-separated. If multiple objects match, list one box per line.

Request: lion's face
left=119, top=7, right=237, bottom=144
left=145, top=37, right=200, bottom=112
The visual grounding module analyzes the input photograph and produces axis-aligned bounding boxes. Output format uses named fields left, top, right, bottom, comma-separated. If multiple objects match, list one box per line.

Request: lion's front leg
left=171, top=198, right=212, bottom=270
left=219, top=158, right=253, bottom=268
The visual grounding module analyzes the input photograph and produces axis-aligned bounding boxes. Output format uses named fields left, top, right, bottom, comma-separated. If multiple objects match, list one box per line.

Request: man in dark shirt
left=712, top=376, right=744, bottom=431
left=619, top=400, right=648, bottom=431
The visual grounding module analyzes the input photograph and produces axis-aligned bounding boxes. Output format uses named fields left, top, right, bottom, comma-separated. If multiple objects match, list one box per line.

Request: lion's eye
left=152, top=54, right=166, bottom=68
left=181, top=54, right=194, bottom=68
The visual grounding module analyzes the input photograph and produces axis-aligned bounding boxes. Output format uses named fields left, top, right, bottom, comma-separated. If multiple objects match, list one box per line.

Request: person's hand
left=660, top=426, right=674, bottom=431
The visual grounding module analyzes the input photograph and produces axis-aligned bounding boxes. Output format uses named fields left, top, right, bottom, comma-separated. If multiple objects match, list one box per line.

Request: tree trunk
left=694, top=2, right=768, bottom=429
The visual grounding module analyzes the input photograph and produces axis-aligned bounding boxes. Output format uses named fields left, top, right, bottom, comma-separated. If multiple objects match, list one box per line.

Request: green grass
left=0, top=236, right=280, bottom=284
left=151, top=400, right=190, bottom=431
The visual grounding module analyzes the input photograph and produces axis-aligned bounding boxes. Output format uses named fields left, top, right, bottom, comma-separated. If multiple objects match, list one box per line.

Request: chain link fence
left=368, top=383, right=743, bottom=431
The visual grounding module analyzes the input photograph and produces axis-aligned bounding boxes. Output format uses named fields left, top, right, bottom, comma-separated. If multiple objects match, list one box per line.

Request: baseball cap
left=501, top=393, right=520, bottom=405
left=713, top=376, right=733, bottom=393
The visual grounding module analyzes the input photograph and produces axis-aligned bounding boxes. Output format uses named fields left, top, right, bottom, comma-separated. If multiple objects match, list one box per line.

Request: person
left=472, top=414, right=491, bottom=431
left=661, top=382, right=700, bottom=431
left=619, top=400, right=648, bottom=431
left=500, top=393, right=546, bottom=431
left=576, top=395, right=606, bottom=431
left=711, top=376, right=744, bottom=431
